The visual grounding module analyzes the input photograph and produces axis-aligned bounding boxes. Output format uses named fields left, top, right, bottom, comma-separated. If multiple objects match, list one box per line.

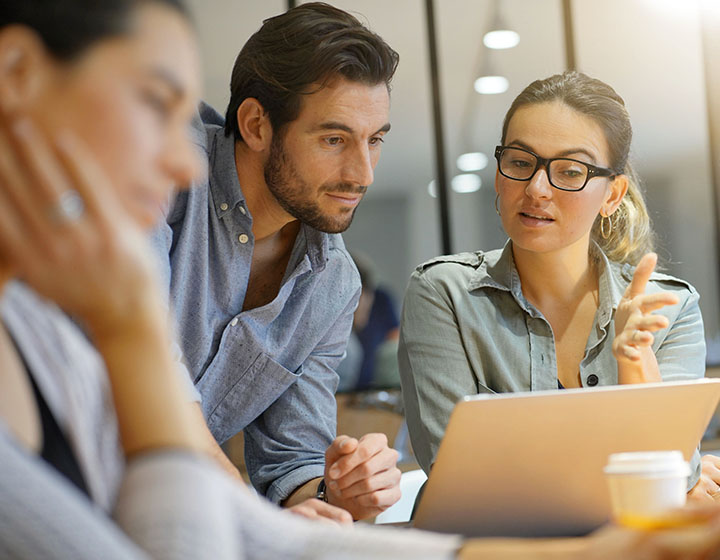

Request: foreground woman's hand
left=0, top=109, right=205, bottom=456
left=288, top=499, right=354, bottom=526
left=580, top=518, right=720, bottom=560
left=0, top=110, right=158, bottom=335
left=612, top=253, right=678, bottom=384
left=458, top=508, right=720, bottom=560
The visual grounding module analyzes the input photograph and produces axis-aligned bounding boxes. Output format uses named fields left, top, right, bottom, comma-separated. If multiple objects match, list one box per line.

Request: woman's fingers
left=0, top=119, right=51, bottom=251
left=614, top=329, right=652, bottom=362
left=628, top=313, right=670, bottom=333
left=613, top=311, right=669, bottom=362
left=626, top=252, right=657, bottom=299
left=0, top=112, right=156, bottom=327
left=636, top=292, right=680, bottom=314
left=11, top=118, right=73, bottom=209
left=55, top=130, right=122, bottom=230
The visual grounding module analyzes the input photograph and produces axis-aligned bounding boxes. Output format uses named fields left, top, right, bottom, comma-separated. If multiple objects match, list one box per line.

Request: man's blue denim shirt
left=151, top=106, right=361, bottom=503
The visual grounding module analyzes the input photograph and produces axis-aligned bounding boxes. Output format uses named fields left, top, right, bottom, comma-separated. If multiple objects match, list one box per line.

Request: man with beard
left=151, top=3, right=401, bottom=523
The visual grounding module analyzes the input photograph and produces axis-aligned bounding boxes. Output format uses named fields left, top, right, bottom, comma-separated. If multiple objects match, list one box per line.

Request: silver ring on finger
left=48, top=190, right=85, bottom=225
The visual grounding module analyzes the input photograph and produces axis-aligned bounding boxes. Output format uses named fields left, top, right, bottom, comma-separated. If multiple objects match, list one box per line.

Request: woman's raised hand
left=612, top=253, right=678, bottom=382
left=0, top=109, right=161, bottom=335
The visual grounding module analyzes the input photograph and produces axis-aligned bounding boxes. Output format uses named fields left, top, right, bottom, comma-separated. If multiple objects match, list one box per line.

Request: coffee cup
left=604, top=450, right=691, bottom=529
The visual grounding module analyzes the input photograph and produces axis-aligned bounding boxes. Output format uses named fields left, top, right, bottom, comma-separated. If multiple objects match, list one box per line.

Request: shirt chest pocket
left=206, top=352, right=303, bottom=444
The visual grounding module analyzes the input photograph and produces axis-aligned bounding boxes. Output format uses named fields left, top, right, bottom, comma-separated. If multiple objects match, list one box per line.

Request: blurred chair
left=374, top=468, right=427, bottom=524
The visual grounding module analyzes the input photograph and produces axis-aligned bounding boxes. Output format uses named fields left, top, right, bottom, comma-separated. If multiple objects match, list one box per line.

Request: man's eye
left=325, top=137, right=343, bottom=146
left=369, top=136, right=385, bottom=146
left=511, top=159, right=532, bottom=168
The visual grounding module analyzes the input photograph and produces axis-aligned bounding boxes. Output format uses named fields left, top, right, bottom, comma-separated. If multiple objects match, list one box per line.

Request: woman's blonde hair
left=501, top=71, right=655, bottom=265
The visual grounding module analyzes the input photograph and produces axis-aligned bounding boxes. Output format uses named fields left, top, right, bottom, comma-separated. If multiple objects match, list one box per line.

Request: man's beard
left=263, top=134, right=367, bottom=234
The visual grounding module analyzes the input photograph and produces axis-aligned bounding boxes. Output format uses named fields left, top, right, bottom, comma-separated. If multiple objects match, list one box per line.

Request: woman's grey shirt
left=398, top=242, right=706, bottom=481
left=0, top=282, right=241, bottom=559
left=0, top=282, right=460, bottom=559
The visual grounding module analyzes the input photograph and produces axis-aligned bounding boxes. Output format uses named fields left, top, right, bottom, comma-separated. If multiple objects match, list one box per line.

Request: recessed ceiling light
left=457, top=152, right=489, bottom=172
left=452, top=174, right=482, bottom=193
left=474, top=75, right=509, bottom=94
left=483, top=30, right=520, bottom=49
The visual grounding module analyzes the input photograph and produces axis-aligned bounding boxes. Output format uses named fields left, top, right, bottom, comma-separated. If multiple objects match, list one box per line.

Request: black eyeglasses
left=494, top=145, right=616, bottom=192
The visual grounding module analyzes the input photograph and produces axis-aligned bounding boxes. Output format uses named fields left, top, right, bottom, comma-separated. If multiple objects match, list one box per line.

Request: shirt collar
left=467, top=239, right=625, bottom=327
left=208, top=126, right=246, bottom=219
left=467, top=239, right=516, bottom=293
left=295, top=225, right=330, bottom=273
left=207, top=126, right=330, bottom=272
left=594, top=243, right=622, bottom=328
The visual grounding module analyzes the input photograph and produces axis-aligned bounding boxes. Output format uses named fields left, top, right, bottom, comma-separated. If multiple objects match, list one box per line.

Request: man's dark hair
left=1, top=0, right=189, bottom=60
left=224, top=2, right=399, bottom=141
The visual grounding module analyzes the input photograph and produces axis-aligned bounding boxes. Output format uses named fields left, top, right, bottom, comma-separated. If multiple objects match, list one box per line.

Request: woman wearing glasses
left=399, top=71, right=720, bottom=500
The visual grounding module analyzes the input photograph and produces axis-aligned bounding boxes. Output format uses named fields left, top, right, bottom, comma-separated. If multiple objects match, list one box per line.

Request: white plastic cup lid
left=604, top=450, right=691, bottom=477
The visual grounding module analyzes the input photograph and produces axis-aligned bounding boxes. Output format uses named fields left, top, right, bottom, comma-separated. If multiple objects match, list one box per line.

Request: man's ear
left=235, top=98, right=273, bottom=152
left=0, top=25, right=49, bottom=112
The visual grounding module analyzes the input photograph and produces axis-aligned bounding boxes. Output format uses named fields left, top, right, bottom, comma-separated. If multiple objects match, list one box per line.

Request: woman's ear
left=234, top=98, right=272, bottom=152
left=603, top=174, right=629, bottom=216
left=0, top=26, right=48, bottom=112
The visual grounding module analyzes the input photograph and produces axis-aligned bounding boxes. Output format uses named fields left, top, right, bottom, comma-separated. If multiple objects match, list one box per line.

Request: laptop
left=413, top=378, right=720, bottom=538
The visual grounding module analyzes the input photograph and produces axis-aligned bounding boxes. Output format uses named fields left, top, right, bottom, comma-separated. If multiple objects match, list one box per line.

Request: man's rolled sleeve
left=244, top=286, right=360, bottom=503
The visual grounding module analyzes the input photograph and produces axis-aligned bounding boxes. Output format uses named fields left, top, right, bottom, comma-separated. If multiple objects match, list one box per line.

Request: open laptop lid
left=413, top=378, right=720, bottom=538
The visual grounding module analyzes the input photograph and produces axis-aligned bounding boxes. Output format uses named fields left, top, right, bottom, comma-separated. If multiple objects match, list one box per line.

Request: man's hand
left=688, top=455, right=720, bottom=504
left=287, top=499, right=353, bottom=525
left=324, top=433, right=401, bottom=520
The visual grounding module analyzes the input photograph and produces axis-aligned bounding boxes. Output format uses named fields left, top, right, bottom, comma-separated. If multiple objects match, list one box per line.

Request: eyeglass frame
left=494, top=145, right=617, bottom=192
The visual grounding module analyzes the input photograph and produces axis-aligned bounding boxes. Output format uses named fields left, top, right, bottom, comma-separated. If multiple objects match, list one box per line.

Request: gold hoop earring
left=494, top=193, right=501, bottom=217
left=600, top=213, right=613, bottom=239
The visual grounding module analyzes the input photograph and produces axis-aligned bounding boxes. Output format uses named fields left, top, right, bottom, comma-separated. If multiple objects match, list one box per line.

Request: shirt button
left=220, top=202, right=229, bottom=211
left=230, top=317, right=238, bottom=327
left=238, top=234, right=249, bottom=244
left=239, top=206, right=247, bottom=215
left=586, top=374, right=599, bottom=387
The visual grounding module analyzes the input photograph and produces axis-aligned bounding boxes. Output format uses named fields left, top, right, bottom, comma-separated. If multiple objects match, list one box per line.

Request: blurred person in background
left=337, top=252, right=402, bottom=392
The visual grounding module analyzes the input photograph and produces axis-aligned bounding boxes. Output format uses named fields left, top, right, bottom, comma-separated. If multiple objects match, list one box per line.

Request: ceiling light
left=474, top=76, right=509, bottom=94
left=457, top=152, right=489, bottom=172
left=483, top=0, right=520, bottom=50
left=452, top=174, right=482, bottom=193
left=483, top=29, right=520, bottom=49
left=428, top=180, right=437, bottom=198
